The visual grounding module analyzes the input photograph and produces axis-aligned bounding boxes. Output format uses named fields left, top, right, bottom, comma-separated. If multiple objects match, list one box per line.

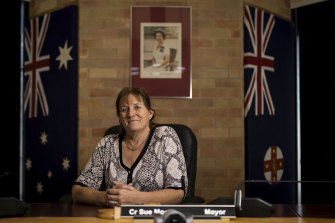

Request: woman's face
left=155, top=32, right=164, bottom=43
left=119, top=94, right=153, bottom=134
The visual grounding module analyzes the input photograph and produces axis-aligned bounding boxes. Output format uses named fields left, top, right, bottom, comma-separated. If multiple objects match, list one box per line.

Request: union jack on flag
left=24, top=14, right=51, bottom=118
left=244, top=5, right=275, bottom=116
left=244, top=5, right=296, bottom=204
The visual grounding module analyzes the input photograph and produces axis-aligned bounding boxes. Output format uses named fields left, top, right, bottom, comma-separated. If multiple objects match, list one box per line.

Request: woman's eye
left=121, top=107, right=128, bottom=113
left=135, top=105, right=141, bottom=110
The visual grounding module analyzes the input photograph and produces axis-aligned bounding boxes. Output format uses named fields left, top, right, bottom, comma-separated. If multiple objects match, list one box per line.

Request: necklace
left=125, top=133, right=149, bottom=151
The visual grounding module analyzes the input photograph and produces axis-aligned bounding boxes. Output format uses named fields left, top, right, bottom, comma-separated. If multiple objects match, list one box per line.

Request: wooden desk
left=0, top=203, right=334, bottom=223
left=23, top=203, right=101, bottom=217
left=20, top=203, right=335, bottom=218
left=272, top=204, right=335, bottom=218
left=1, top=217, right=335, bottom=223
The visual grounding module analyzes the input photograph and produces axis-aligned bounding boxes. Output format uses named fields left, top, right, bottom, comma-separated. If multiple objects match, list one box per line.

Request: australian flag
left=24, top=6, right=78, bottom=202
left=244, top=5, right=296, bottom=203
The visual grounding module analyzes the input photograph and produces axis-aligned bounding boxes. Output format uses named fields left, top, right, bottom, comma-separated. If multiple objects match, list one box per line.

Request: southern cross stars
left=40, top=131, right=48, bottom=145
left=26, top=158, right=32, bottom=171
left=36, top=181, right=43, bottom=194
left=62, top=157, right=70, bottom=171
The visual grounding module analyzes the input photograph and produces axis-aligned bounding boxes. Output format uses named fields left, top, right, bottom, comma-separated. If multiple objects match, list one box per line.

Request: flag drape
left=244, top=5, right=296, bottom=203
left=24, top=6, right=78, bottom=202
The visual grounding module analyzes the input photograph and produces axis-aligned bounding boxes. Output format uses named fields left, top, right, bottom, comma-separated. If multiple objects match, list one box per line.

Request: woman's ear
left=149, top=109, right=154, bottom=119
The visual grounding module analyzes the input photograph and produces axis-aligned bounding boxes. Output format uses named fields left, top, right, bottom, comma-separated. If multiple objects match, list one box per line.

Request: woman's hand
left=106, top=181, right=137, bottom=207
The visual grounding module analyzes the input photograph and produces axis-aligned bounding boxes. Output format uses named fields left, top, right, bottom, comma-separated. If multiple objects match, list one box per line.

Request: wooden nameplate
left=97, top=208, right=115, bottom=219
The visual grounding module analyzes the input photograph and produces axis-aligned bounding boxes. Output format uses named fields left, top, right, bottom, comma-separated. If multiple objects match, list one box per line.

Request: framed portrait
left=130, top=6, right=192, bottom=98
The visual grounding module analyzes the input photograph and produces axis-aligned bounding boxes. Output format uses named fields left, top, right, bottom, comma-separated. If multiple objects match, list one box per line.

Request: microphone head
left=234, top=189, right=242, bottom=211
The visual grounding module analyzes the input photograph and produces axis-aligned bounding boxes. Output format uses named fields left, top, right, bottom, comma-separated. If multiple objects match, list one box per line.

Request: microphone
left=234, top=180, right=335, bottom=212
left=154, top=209, right=193, bottom=223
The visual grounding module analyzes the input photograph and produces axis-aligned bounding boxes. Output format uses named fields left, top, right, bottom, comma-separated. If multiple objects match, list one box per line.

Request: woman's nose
left=128, top=108, right=135, bottom=117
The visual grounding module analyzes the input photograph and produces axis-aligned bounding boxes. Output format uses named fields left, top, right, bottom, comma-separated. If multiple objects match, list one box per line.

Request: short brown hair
left=115, top=87, right=156, bottom=133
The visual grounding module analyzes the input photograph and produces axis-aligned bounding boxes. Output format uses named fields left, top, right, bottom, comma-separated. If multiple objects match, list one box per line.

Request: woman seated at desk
left=72, top=87, right=188, bottom=207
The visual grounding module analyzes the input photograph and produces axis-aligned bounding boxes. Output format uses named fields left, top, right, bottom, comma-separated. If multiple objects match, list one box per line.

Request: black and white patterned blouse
left=74, top=126, right=188, bottom=199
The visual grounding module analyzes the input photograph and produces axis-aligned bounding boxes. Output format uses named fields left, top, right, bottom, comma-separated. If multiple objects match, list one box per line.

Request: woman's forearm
left=72, top=185, right=106, bottom=206
left=135, top=189, right=184, bottom=204
left=74, top=183, right=184, bottom=206
left=107, top=182, right=184, bottom=206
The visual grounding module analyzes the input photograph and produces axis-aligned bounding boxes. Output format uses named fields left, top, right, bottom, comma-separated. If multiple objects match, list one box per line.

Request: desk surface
left=21, top=203, right=335, bottom=218
left=1, top=217, right=335, bottom=223
left=0, top=203, right=334, bottom=223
